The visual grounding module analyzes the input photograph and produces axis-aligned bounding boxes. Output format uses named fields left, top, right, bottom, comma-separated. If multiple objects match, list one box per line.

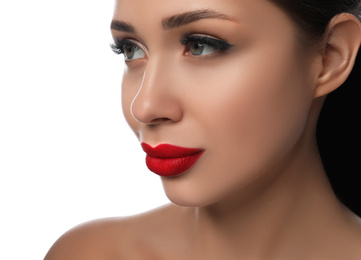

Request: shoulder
left=44, top=204, right=185, bottom=260
left=341, top=212, right=361, bottom=259
left=44, top=217, right=126, bottom=260
left=322, top=209, right=361, bottom=259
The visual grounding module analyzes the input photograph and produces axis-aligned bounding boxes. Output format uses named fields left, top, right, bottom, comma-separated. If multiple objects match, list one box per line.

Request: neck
left=191, top=133, right=345, bottom=258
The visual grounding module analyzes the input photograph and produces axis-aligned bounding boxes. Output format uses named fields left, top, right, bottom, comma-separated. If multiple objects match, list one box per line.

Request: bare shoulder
left=341, top=211, right=361, bottom=259
left=44, top=216, right=124, bottom=260
left=44, top=203, right=187, bottom=260
left=322, top=208, right=361, bottom=260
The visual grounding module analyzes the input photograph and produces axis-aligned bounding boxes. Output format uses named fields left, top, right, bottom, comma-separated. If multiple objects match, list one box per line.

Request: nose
left=130, top=57, right=183, bottom=125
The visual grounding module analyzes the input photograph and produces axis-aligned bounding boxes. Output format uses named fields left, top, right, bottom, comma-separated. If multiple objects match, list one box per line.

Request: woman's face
left=112, top=0, right=319, bottom=206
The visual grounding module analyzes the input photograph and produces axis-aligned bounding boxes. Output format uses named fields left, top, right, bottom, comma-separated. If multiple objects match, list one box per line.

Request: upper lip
left=141, top=143, right=204, bottom=158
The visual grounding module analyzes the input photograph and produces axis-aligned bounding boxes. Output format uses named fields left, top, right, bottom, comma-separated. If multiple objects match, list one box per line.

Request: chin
left=161, top=178, right=223, bottom=208
left=166, top=194, right=215, bottom=208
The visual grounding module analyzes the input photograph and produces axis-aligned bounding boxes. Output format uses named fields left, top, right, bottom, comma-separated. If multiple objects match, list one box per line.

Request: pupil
left=191, top=42, right=204, bottom=55
left=125, top=46, right=134, bottom=59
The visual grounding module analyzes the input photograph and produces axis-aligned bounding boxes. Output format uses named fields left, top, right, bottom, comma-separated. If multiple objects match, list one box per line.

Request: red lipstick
left=141, top=143, right=204, bottom=177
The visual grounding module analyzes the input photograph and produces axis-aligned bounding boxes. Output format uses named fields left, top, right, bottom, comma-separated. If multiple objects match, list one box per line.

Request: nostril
left=129, top=64, right=183, bottom=125
left=148, top=117, right=172, bottom=125
left=130, top=93, right=183, bottom=125
left=130, top=102, right=170, bottom=125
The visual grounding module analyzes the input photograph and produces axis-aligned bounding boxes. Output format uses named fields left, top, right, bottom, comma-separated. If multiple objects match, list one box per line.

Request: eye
left=188, top=41, right=216, bottom=56
left=110, top=39, right=146, bottom=61
left=181, top=34, right=233, bottom=57
left=122, top=44, right=145, bottom=60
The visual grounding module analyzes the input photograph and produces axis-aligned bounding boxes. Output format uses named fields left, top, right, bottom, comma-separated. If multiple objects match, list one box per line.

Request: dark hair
left=268, top=0, right=361, bottom=45
left=268, top=0, right=361, bottom=215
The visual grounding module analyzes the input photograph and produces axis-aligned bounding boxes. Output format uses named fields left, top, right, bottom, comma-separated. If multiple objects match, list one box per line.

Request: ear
left=314, top=13, right=361, bottom=98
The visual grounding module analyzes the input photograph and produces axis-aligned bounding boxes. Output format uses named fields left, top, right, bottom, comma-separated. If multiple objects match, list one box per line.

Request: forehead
left=112, top=0, right=294, bottom=33
left=111, top=0, right=303, bottom=59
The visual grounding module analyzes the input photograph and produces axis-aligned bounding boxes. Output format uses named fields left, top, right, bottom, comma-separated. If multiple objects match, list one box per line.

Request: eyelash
left=110, top=34, right=233, bottom=59
left=180, top=34, right=233, bottom=56
left=110, top=39, right=137, bottom=55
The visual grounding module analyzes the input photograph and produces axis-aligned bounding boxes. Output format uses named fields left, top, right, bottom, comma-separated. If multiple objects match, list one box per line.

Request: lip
left=141, top=143, right=204, bottom=177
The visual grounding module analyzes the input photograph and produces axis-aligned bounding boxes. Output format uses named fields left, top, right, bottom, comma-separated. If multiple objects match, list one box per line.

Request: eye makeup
left=180, top=34, right=234, bottom=56
left=110, top=38, right=147, bottom=61
left=110, top=33, right=234, bottom=60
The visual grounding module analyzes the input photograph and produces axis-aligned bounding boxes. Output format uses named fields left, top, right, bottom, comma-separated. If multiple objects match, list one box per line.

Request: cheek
left=165, top=50, right=314, bottom=206
left=197, top=52, right=312, bottom=151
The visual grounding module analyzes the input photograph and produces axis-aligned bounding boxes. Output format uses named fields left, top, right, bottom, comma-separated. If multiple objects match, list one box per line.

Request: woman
left=45, top=0, right=361, bottom=259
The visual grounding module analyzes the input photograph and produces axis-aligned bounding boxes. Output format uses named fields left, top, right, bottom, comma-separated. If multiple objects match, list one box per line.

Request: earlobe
left=314, top=13, right=361, bottom=98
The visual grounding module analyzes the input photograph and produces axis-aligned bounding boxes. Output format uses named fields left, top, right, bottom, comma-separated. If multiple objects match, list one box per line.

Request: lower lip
left=145, top=152, right=204, bottom=177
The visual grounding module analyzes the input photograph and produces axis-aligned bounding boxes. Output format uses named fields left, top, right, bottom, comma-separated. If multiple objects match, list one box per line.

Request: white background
left=0, top=1, right=169, bottom=259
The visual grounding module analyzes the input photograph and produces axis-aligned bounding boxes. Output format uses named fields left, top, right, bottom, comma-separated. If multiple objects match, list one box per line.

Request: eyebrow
left=162, top=9, right=237, bottom=30
left=110, top=20, right=135, bottom=33
left=111, top=9, right=237, bottom=33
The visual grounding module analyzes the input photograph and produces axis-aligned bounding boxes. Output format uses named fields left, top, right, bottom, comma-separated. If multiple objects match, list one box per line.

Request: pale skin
left=45, top=0, right=361, bottom=259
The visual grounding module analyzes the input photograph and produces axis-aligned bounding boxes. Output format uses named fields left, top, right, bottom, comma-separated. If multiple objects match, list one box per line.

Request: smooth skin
left=45, top=0, right=361, bottom=259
